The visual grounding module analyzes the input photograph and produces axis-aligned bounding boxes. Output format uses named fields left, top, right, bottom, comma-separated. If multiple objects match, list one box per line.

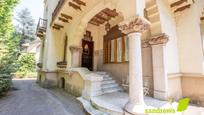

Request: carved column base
left=124, top=102, right=147, bottom=115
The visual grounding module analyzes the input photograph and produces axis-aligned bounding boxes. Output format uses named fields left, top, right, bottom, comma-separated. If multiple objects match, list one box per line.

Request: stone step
left=77, top=97, right=109, bottom=115
left=102, top=87, right=122, bottom=94
left=102, top=83, right=119, bottom=89
left=103, top=77, right=112, bottom=81
left=102, top=80, right=116, bottom=85
left=95, top=72, right=108, bottom=75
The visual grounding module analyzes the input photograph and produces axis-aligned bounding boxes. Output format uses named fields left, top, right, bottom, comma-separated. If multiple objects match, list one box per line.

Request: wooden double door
left=81, top=39, right=94, bottom=71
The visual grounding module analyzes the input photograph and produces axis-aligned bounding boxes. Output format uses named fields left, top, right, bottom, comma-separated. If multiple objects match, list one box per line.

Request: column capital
left=149, top=33, right=169, bottom=45
left=69, top=45, right=82, bottom=53
left=119, top=15, right=150, bottom=34
left=142, top=39, right=151, bottom=48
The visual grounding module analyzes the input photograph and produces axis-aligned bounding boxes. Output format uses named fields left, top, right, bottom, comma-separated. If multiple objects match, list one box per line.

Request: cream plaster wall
left=157, top=0, right=180, bottom=74
left=181, top=75, right=204, bottom=106
left=58, top=71, right=84, bottom=97
left=177, top=0, right=204, bottom=74
left=44, top=29, right=63, bottom=70
left=168, top=75, right=182, bottom=100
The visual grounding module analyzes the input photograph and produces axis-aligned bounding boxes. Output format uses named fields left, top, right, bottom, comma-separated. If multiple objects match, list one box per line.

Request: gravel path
left=0, top=78, right=85, bottom=115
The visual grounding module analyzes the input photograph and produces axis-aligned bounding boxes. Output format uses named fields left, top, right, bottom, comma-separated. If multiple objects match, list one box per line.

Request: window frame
left=103, top=25, right=128, bottom=64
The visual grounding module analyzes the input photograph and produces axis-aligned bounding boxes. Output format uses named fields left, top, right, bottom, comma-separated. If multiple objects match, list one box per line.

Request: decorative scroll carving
left=142, top=40, right=151, bottom=48
left=69, top=45, right=82, bottom=53
left=119, top=16, right=150, bottom=34
left=141, top=33, right=169, bottom=48
left=57, top=61, right=67, bottom=68
left=149, top=33, right=169, bottom=45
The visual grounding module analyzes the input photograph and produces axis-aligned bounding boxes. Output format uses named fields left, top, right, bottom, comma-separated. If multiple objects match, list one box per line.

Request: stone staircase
left=77, top=71, right=124, bottom=115
left=95, top=72, right=123, bottom=95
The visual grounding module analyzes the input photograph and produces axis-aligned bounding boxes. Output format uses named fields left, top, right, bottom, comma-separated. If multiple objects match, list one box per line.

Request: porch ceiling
left=51, top=0, right=86, bottom=30
left=88, top=8, right=119, bottom=26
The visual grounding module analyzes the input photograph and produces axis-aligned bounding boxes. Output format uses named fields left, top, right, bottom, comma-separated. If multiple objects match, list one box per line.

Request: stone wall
left=181, top=75, right=204, bottom=106
left=37, top=70, right=58, bottom=88
left=58, top=71, right=84, bottom=97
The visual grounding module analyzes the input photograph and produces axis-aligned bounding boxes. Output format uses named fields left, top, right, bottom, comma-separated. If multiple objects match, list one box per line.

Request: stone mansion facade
left=36, top=0, right=204, bottom=114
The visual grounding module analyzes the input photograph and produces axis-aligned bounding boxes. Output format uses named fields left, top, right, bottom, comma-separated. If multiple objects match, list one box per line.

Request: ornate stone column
left=119, top=16, right=150, bottom=115
left=69, top=45, right=82, bottom=67
left=149, top=33, right=169, bottom=100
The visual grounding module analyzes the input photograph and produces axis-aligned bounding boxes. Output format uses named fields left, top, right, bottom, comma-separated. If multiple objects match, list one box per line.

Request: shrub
left=16, top=53, right=36, bottom=77
left=0, top=74, right=12, bottom=96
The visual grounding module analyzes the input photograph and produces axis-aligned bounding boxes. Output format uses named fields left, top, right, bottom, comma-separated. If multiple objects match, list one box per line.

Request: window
left=103, top=25, right=129, bottom=64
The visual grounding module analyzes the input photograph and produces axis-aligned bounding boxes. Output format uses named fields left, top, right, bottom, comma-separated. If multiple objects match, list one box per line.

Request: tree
left=0, top=0, right=19, bottom=75
left=15, top=8, right=36, bottom=46
left=0, top=30, right=20, bottom=74
left=0, top=0, right=19, bottom=46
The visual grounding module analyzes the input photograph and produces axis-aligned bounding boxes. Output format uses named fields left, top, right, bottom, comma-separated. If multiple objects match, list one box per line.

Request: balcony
left=36, top=18, right=47, bottom=39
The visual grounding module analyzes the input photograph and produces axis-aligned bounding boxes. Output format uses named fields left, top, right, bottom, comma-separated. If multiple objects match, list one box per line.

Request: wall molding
left=168, top=73, right=204, bottom=79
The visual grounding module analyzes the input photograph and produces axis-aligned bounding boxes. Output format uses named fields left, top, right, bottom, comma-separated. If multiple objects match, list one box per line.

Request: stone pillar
left=149, top=33, right=169, bottom=100
left=69, top=45, right=82, bottom=67
left=119, top=16, right=150, bottom=115
left=93, top=50, right=99, bottom=71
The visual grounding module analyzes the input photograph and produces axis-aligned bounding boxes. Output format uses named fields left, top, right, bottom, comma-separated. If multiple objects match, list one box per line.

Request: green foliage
left=0, top=0, right=19, bottom=96
left=0, top=0, right=37, bottom=80
left=0, top=0, right=19, bottom=42
left=16, top=53, right=36, bottom=75
left=0, top=74, right=12, bottom=96
left=177, top=98, right=190, bottom=112
left=0, top=30, right=20, bottom=74
left=15, top=8, right=36, bottom=47
left=0, top=0, right=20, bottom=75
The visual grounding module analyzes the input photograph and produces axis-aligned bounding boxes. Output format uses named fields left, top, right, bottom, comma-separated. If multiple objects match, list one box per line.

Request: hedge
left=0, top=74, right=12, bottom=96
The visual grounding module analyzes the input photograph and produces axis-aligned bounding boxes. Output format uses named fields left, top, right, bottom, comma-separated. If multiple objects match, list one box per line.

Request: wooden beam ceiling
left=52, top=23, right=64, bottom=30
left=171, top=0, right=187, bottom=8
left=61, top=13, right=73, bottom=20
left=88, top=8, right=119, bottom=26
left=103, top=9, right=118, bottom=17
left=58, top=17, right=69, bottom=23
left=72, top=0, right=86, bottom=6
left=69, top=2, right=81, bottom=10
left=54, top=24, right=64, bottom=28
left=174, top=4, right=191, bottom=13
left=52, top=26, right=60, bottom=30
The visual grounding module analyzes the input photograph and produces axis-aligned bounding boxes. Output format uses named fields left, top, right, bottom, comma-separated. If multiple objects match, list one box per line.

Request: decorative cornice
left=119, top=16, right=150, bottom=34
left=149, top=33, right=169, bottom=45
left=69, top=45, right=82, bottom=53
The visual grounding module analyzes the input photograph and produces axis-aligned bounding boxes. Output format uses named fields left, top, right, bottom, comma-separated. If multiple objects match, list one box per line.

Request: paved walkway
left=0, top=78, right=85, bottom=115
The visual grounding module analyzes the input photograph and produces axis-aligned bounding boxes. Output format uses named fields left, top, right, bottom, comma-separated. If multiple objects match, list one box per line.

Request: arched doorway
left=61, top=77, right=65, bottom=89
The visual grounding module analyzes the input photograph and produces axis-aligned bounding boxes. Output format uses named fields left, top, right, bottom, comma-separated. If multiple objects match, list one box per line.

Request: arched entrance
left=61, top=77, right=65, bottom=89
